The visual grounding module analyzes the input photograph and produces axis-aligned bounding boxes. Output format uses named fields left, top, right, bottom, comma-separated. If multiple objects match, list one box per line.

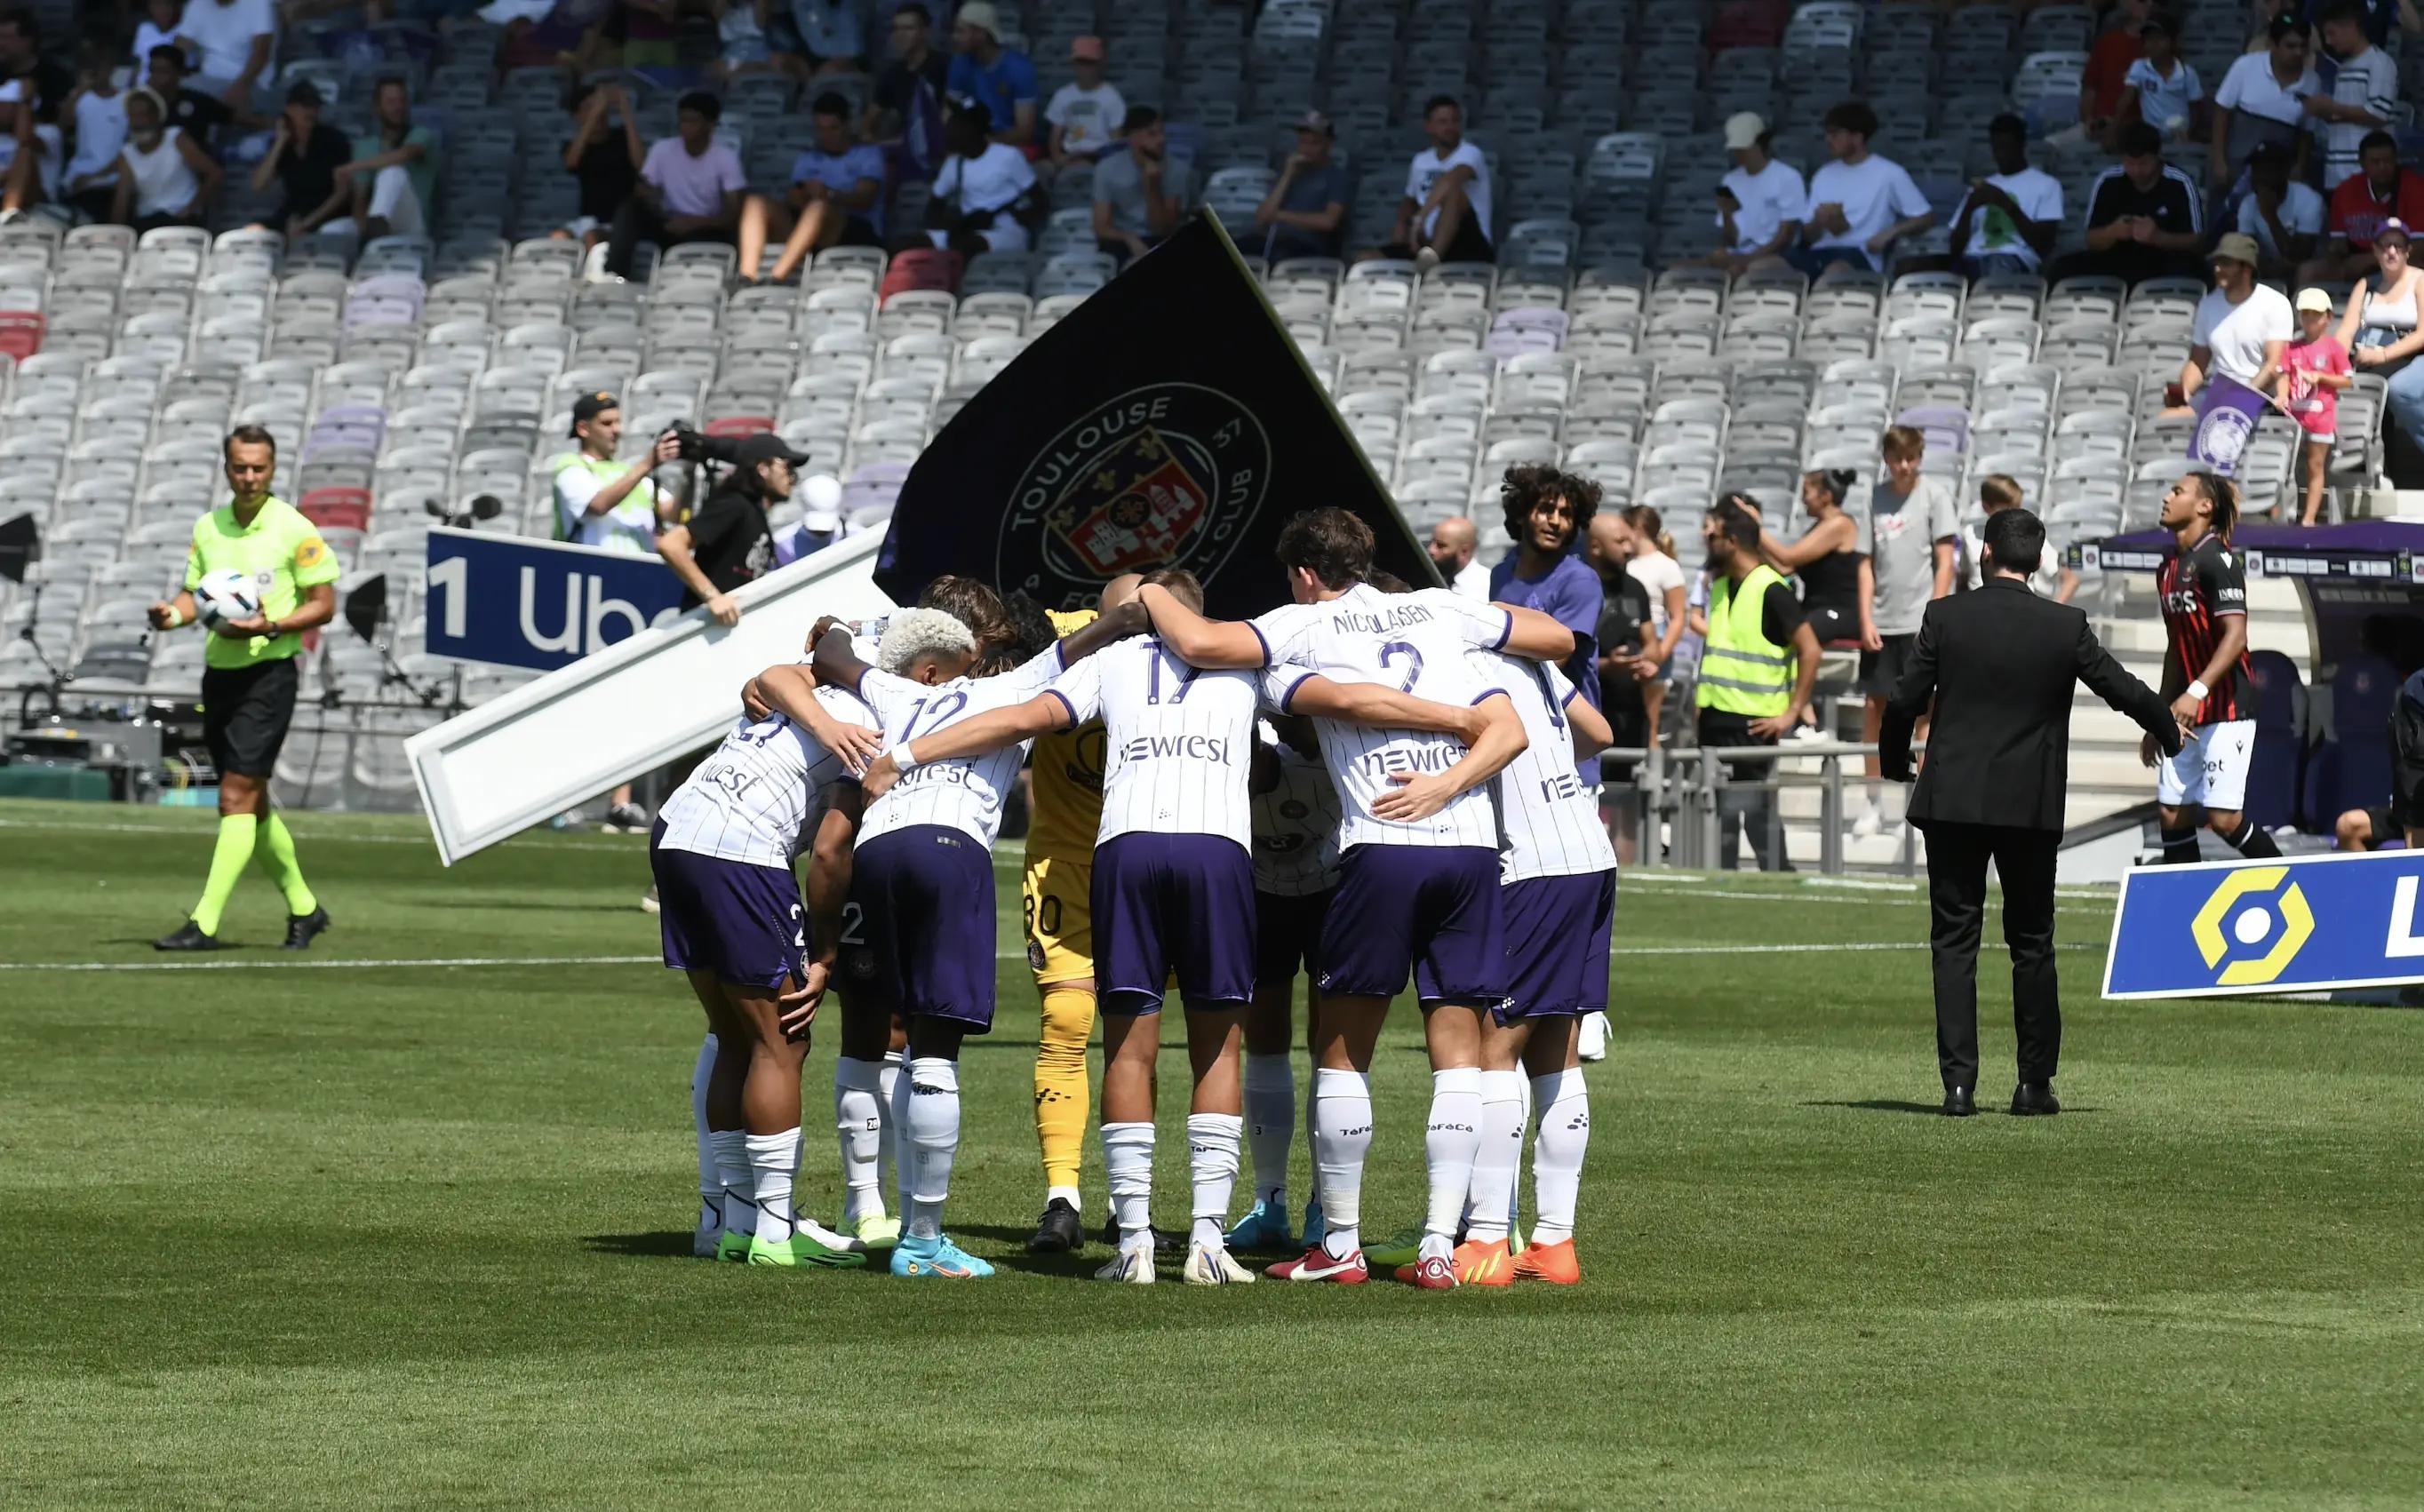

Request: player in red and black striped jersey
left=2148, top=471, right=2281, bottom=863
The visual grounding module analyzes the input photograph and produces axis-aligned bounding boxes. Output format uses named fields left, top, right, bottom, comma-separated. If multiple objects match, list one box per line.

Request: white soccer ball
left=194, top=569, right=262, bottom=630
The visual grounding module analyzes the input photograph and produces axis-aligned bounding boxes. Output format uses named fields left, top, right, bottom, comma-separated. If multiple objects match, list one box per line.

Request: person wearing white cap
left=1702, top=111, right=1803, bottom=277
left=2283, top=287, right=2353, bottom=525
left=947, top=0, right=1039, bottom=149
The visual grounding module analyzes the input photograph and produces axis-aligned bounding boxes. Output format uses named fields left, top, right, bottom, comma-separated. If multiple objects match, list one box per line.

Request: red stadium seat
left=0, top=310, right=44, bottom=360
left=704, top=416, right=775, bottom=438
left=880, top=248, right=963, bottom=303
left=299, top=488, right=373, bottom=535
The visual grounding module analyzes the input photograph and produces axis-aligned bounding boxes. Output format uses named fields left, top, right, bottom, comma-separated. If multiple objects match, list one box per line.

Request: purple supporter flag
left=2189, top=375, right=2269, bottom=477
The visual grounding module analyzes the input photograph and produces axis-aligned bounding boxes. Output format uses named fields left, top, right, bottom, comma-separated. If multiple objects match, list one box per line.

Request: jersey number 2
left=1380, top=641, right=1424, bottom=693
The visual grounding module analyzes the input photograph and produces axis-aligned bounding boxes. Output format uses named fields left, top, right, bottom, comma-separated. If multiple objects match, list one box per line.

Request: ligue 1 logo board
left=994, top=383, right=1273, bottom=609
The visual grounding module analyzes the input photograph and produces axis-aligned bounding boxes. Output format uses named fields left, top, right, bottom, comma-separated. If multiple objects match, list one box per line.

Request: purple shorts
left=843, top=824, right=998, bottom=1031
left=1495, top=870, right=1616, bottom=1025
left=1316, top=843, right=1506, bottom=1005
left=650, top=824, right=805, bottom=990
left=1091, top=832, right=1256, bottom=1014
left=1254, top=886, right=1336, bottom=987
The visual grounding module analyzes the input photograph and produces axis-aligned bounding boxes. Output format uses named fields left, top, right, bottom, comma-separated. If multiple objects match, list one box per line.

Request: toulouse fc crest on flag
left=873, top=212, right=1433, bottom=619
left=2188, top=375, right=2269, bottom=477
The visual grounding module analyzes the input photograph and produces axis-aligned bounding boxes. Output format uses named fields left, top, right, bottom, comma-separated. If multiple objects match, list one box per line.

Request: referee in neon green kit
left=145, top=425, right=339, bottom=951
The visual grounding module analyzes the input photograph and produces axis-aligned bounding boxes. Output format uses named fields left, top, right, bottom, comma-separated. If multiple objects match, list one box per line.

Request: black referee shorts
left=201, top=657, right=300, bottom=779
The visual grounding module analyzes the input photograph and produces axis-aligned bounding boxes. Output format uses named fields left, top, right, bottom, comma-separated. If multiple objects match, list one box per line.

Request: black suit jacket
left=1882, top=577, right=2181, bottom=832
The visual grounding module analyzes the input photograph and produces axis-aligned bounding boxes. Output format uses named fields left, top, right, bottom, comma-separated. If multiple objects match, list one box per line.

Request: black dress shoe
left=2010, top=1082, right=2061, bottom=1117
left=1099, top=1214, right=1184, bottom=1254
left=282, top=905, right=331, bottom=951
left=153, top=919, right=221, bottom=951
left=1025, top=1198, right=1083, bottom=1253
left=1942, top=1086, right=1976, bottom=1117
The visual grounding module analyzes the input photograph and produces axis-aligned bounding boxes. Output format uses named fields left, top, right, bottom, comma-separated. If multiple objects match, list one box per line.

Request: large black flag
left=873, top=212, right=1437, bottom=620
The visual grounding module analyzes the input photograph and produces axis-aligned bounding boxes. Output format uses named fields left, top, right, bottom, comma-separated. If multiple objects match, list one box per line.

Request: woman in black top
left=1763, top=468, right=1866, bottom=646
left=561, top=82, right=643, bottom=250
left=249, top=80, right=352, bottom=236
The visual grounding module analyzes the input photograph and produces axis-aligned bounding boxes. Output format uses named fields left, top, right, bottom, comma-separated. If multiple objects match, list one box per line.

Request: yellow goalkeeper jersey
left=1028, top=608, right=1106, bottom=857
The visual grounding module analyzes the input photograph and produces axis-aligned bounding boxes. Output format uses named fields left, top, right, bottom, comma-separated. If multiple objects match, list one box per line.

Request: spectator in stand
left=322, top=76, right=435, bottom=243
left=109, top=85, right=218, bottom=231
left=1044, top=35, right=1123, bottom=166
left=1761, top=468, right=1866, bottom=648
left=1584, top=510, right=1656, bottom=864
left=1700, top=111, right=1803, bottom=276
left=2282, top=287, right=2354, bottom=524
left=2336, top=219, right=2424, bottom=472
left=1958, top=475, right=2078, bottom=601
left=2240, top=140, right=2325, bottom=279
left=0, top=7, right=71, bottom=217
left=2305, top=0, right=2422, bottom=48
left=614, top=0, right=684, bottom=76
left=607, top=91, right=746, bottom=278
left=1425, top=514, right=1491, bottom=598
left=2213, top=15, right=2318, bottom=195
left=1788, top=100, right=1934, bottom=278
left=1382, top=94, right=1494, bottom=269
left=556, top=81, right=642, bottom=252
left=2077, top=0, right=2148, bottom=148
left=2316, top=130, right=2424, bottom=280
left=2245, top=0, right=2299, bottom=50
left=249, top=80, right=351, bottom=239
left=2183, top=234, right=2296, bottom=415
left=770, top=0, right=866, bottom=76
left=1953, top=114, right=2062, bottom=280
left=1252, top=109, right=1349, bottom=263
left=1620, top=503, right=1686, bottom=756
left=947, top=1, right=1037, bottom=152
left=1092, top=104, right=1186, bottom=265
left=2065, top=120, right=2205, bottom=285
left=56, top=36, right=129, bottom=225
left=146, top=44, right=232, bottom=152
left=133, top=0, right=193, bottom=71
left=736, top=91, right=884, bottom=283
left=705, top=0, right=795, bottom=90
left=2115, top=13, right=2204, bottom=148
left=865, top=1, right=947, bottom=177
left=927, top=99, right=1036, bottom=256
left=1489, top=464, right=1606, bottom=726
left=2307, top=0, right=2398, bottom=188
left=1854, top=426, right=1960, bottom=840
left=174, top=0, right=273, bottom=109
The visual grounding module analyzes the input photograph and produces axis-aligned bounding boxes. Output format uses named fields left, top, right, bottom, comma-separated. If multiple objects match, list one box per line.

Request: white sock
left=1530, top=1069, right=1590, bottom=1245
left=1186, top=1112, right=1242, bottom=1248
left=1463, top=1070, right=1526, bottom=1245
left=1423, top=1067, right=1484, bottom=1240
left=877, top=1048, right=903, bottom=1200
left=710, top=1128, right=751, bottom=1237
left=902, top=1056, right=960, bottom=1241
left=1242, top=1053, right=1293, bottom=1208
left=746, top=1128, right=801, bottom=1245
left=1102, top=1120, right=1155, bottom=1243
left=691, top=1034, right=718, bottom=1222
left=1047, top=1183, right=1081, bottom=1211
left=1511, top=1070, right=1535, bottom=1237
left=1312, top=1066, right=1372, bottom=1258
left=833, top=1056, right=885, bottom=1224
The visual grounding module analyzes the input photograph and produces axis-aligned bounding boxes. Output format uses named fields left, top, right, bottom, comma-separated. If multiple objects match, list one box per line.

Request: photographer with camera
left=657, top=432, right=808, bottom=627
left=554, top=391, right=683, bottom=553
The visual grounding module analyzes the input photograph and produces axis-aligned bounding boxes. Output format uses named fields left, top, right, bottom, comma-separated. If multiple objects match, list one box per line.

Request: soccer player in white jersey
left=1224, top=718, right=1344, bottom=1254
left=650, top=649, right=885, bottom=1269
left=856, top=568, right=1496, bottom=1284
left=1139, top=508, right=1573, bottom=1286
left=1452, top=641, right=1617, bottom=1287
left=808, top=587, right=1139, bottom=1280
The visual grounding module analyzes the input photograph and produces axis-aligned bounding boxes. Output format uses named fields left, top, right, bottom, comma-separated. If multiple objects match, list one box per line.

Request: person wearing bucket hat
left=1045, top=35, right=1124, bottom=164
left=948, top=0, right=1039, bottom=150
left=1700, top=112, right=1803, bottom=275
left=2182, top=232, right=2295, bottom=410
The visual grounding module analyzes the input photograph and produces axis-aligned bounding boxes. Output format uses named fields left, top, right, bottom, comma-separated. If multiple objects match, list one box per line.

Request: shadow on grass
left=1802, top=1099, right=1953, bottom=1116
left=582, top=1230, right=698, bottom=1260
left=948, top=1222, right=1102, bottom=1277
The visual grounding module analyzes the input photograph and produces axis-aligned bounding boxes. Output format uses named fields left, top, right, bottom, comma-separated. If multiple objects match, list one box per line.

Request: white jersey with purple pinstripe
left=1249, top=727, right=1343, bottom=896
left=1045, top=637, right=1259, bottom=851
left=853, top=647, right=1065, bottom=849
left=1251, top=584, right=1513, bottom=850
left=1471, top=650, right=1617, bottom=882
left=655, top=682, right=876, bottom=868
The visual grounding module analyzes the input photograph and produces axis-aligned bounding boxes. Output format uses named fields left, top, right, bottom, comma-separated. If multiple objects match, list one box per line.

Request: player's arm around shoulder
left=1137, top=582, right=1267, bottom=668
left=1370, top=690, right=1528, bottom=822
left=1491, top=602, right=1578, bottom=661
left=1053, top=597, right=1150, bottom=664
left=861, top=689, right=1075, bottom=800
left=1281, top=671, right=1492, bottom=745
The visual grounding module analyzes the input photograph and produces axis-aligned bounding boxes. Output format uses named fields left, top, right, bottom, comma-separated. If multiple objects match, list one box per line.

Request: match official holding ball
left=145, top=426, right=339, bottom=951
left=1880, top=509, right=2181, bottom=1118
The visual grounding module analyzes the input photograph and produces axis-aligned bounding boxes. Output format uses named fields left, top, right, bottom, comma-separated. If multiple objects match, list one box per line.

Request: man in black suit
left=1882, top=509, right=2183, bottom=1118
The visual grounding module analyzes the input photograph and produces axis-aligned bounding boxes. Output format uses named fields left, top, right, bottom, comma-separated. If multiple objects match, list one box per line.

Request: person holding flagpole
left=2180, top=234, right=2295, bottom=473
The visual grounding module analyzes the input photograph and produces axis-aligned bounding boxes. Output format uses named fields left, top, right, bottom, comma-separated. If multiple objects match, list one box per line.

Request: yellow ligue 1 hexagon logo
left=2189, top=867, right=2315, bottom=986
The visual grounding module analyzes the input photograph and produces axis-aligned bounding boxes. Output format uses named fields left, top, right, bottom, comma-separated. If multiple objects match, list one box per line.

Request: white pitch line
left=0, top=953, right=658, bottom=973
left=0, top=816, right=640, bottom=853
left=1615, top=941, right=2099, bottom=957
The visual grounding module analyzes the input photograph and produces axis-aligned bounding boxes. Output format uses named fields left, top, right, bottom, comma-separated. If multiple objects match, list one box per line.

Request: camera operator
left=554, top=391, right=682, bottom=552
left=657, top=432, right=807, bottom=626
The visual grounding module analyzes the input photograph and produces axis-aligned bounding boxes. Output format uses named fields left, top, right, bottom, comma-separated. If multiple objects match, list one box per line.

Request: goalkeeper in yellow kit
left=1015, top=585, right=1174, bottom=1254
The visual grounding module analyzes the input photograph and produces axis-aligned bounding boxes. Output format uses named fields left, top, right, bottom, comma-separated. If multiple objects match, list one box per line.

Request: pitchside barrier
left=406, top=529, right=894, bottom=865
left=2102, top=849, right=2424, bottom=999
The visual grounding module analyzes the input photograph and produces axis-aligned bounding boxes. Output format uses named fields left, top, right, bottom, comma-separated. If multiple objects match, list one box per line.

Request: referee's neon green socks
left=191, top=814, right=258, bottom=935
left=254, top=811, right=318, bottom=917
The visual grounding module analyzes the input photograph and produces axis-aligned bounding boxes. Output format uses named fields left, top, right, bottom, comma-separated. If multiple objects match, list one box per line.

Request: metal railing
left=1603, top=738, right=1924, bottom=876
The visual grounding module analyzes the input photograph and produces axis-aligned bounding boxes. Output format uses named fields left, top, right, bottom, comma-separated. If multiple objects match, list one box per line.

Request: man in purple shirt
left=1487, top=466, right=1606, bottom=777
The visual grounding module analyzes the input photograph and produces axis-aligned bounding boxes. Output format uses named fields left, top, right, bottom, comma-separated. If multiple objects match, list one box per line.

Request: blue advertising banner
left=422, top=527, right=688, bottom=672
left=2102, top=850, right=2424, bottom=999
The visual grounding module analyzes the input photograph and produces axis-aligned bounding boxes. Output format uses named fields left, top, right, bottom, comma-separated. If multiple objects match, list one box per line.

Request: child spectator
left=1969, top=474, right=2079, bottom=601
left=2284, top=287, right=2355, bottom=524
left=2116, top=13, right=2202, bottom=147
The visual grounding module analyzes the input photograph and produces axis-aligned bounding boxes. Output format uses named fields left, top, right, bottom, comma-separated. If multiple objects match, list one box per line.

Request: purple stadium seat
left=2243, top=649, right=2303, bottom=831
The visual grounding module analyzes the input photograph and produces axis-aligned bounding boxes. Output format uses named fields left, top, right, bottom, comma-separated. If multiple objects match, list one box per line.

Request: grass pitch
left=0, top=800, right=2419, bottom=1509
